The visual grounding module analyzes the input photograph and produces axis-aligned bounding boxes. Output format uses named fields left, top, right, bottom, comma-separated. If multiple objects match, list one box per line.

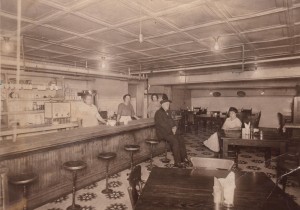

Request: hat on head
left=228, top=107, right=238, bottom=113
left=160, top=94, right=172, bottom=104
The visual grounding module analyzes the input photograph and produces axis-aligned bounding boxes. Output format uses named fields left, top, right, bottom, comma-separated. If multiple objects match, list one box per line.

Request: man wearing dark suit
left=154, top=98, right=188, bottom=168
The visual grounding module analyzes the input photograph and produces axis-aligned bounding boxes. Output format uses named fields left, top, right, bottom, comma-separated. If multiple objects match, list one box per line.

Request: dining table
left=221, top=130, right=287, bottom=166
left=134, top=167, right=300, bottom=210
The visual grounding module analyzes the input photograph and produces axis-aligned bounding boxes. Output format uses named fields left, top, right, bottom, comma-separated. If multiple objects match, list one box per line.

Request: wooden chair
left=127, top=165, right=143, bottom=208
left=190, top=157, right=234, bottom=171
left=241, top=108, right=252, bottom=115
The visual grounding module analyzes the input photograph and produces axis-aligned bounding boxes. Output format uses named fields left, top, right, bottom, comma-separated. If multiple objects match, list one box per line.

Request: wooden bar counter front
left=0, top=118, right=162, bottom=209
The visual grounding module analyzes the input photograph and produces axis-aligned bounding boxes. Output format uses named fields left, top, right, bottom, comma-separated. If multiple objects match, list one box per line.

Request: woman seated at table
left=222, top=107, right=242, bottom=130
left=117, top=94, right=139, bottom=124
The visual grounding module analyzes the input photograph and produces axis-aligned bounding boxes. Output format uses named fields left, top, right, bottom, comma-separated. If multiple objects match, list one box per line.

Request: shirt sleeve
left=222, top=118, right=229, bottom=130
left=117, top=104, right=122, bottom=115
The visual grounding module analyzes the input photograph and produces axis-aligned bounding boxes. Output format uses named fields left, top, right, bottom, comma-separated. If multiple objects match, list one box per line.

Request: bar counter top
left=0, top=118, right=154, bottom=159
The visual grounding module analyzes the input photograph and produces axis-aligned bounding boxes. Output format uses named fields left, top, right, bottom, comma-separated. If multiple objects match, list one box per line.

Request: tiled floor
left=36, top=131, right=300, bottom=210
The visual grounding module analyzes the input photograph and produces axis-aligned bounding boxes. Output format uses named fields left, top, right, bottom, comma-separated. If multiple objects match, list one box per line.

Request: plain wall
left=191, top=89, right=294, bottom=128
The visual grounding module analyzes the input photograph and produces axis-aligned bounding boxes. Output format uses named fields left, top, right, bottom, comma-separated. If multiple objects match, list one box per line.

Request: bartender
left=117, top=94, right=139, bottom=124
left=77, top=93, right=106, bottom=127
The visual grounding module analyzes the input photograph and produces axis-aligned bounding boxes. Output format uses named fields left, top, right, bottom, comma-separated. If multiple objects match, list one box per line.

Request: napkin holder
left=213, top=172, right=236, bottom=207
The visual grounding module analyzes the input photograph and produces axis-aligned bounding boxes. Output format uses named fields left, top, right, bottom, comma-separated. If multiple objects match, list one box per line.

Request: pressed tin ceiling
left=0, top=0, right=300, bottom=74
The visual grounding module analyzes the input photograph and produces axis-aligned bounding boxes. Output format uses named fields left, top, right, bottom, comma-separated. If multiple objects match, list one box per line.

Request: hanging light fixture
left=213, top=36, right=220, bottom=51
left=260, top=90, right=265, bottom=95
left=2, top=37, right=15, bottom=53
left=138, top=2, right=143, bottom=43
left=101, top=56, right=106, bottom=69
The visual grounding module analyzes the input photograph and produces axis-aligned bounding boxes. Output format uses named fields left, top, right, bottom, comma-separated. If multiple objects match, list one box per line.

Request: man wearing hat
left=154, top=96, right=189, bottom=168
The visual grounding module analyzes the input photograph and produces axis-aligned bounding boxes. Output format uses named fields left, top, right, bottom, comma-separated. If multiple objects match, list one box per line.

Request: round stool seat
left=9, top=172, right=37, bottom=185
left=98, top=152, right=117, bottom=160
left=125, top=144, right=140, bottom=152
left=63, top=160, right=87, bottom=171
left=145, top=139, right=159, bottom=145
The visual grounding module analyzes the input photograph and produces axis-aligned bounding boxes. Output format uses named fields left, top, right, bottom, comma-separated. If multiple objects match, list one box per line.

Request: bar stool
left=124, top=144, right=140, bottom=171
left=9, top=172, right=37, bottom=210
left=145, top=139, right=159, bottom=171
left=97, top=152, right=117, bottom=194
left=160, top=139, right=171, bottom=163
left=63, top=160, right=87, bottom=210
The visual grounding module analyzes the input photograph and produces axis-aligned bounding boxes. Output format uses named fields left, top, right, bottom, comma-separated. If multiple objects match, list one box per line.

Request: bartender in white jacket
left=117, top=94, right=139, bottom=124
left=77, top=93, right=106, bottom=127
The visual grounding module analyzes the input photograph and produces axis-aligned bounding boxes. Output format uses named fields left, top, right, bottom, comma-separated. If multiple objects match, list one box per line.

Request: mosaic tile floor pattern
left=36, top=131, right=300, bottom=210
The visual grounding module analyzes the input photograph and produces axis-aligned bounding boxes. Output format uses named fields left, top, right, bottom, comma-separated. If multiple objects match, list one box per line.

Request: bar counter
left=1, top=118, right=162, bottom=209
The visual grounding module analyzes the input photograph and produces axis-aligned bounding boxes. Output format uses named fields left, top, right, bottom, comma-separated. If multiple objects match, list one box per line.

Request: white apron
left=119, top=116, right=132, bottom=125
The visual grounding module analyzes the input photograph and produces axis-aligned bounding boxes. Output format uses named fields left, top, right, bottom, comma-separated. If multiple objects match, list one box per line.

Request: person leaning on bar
left=222, top=107, right=242, bottom=130
left=147, top=94, right=161, bottom=118
left=154, top=96, right=189, bottom=168
left=117, top=94, right=140, bottom=124
left=76, top=93, right=106, bottom=127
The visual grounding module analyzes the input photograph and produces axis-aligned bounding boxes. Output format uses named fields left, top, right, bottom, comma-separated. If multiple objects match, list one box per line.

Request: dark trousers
left=164, top=134, right=187, bottom=164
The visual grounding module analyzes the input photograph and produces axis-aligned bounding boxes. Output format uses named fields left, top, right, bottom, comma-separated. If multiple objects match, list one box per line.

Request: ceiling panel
left=23, top=38, right=49, bottom=48
left=74, top=51, right=104, bottom=60
left=231, top=12, right=286, bottom=32
left=1, top=0, right=59, bottom=20
left=25, top=49, right=63, bottom=58
left=141, top=47, right=177, bottom=56
left=149, top=33, right=193, bottom=45
left=186, top=23, right=234, bottom=40
left=101, top=46, right=131, bottom=54
left=43, top=44, right=81, bottom=54
left=168, top=42, right=206, bottom=52
left=257, top=46, right=291, bottom=56
left=244, top=27, right=288, bottom=42
left=293, top=7, right=300, bottom=23
left=55, top=55, right=84, bottom=61
left=134, top=0, right=196, bottom=13
left=0, top=16, right=29, bottom=32
left=23, top=25, right=74, bottom=41
left=119, top=41, right=158, bottom=51
left=252, top=38, right=291, bottom=49
left=78, top=0, right=140, bottom=24
left=88, top=29, right=135, bottom=44
left=119, top=52, right=148, bottom=59
left=48, top=0, right=82, bottom=6
left=63, top=37, right=108, bottom=51
left=121, top=18, right=175, bottom=37
left=46, top=13, right=105, bottom=34
left=162, top=4, right=220, bottom=29
left=220, top=0, right=283, bottom=17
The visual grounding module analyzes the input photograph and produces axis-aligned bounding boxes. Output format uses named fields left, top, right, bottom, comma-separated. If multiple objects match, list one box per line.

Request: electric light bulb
left=139, top=33, right=143, bottom=43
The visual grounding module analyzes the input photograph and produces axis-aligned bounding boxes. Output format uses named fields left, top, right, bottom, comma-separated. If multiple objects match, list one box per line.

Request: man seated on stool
left=154, top=96, right=189, bottom=168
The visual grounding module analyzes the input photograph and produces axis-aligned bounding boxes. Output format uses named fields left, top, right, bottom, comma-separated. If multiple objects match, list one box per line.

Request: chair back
left=253, top=111, right=261, bottom=128
left=241, top=108, right=252, bottom=115
left=128, top=165, right=142, bottom=207
left=190, top=157, right=234, bottom=171
left=277, top=112, right=285, bottom=135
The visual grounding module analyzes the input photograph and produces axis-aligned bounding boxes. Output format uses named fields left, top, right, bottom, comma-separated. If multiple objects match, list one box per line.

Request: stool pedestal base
left=67, top=204, right=81, bottom=210
left=102, top=188, right=113, bottom=194
left=160, top=158, right=170, bottom=163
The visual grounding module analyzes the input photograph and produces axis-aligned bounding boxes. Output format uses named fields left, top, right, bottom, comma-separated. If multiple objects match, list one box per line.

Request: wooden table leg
left=223, top=139, right=228, bottom=158
left=280, top=142, right=287, bottom=155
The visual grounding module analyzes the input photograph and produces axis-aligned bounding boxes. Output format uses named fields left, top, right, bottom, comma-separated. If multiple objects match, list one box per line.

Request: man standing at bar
left=77, top=93, right=106, bottom=127
left=154, top=96, right=189, bottom=168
